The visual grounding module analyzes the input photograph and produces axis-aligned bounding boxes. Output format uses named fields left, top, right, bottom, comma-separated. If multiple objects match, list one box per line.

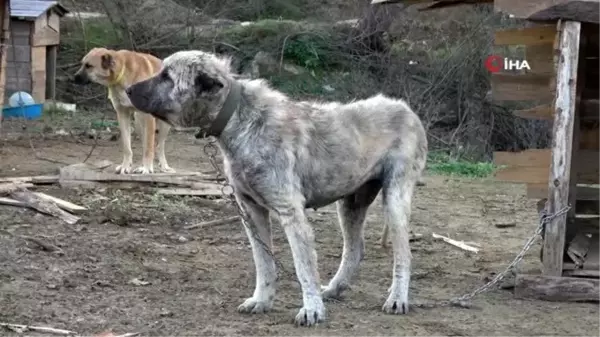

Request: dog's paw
left=115, top=164, right=132, bottom=174
left=382, top=296, right=409, bottom=315
left=294, top=297, right=326, bottom=327
left=158, top=164, right=176, bottom=173
left=237, top=297, right=273, bottom=314
left=321, top=283, right=348, bottom=301
left=132, top=166, right=153, bottom=174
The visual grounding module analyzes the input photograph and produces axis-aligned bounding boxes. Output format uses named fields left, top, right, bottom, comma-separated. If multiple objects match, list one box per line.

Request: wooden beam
left=529, top=1, right=600, bottom=25
left=493, top=149, right=598, bottom=184
left=30, top=46, right=46, bottom=103
left=526, top=183, right=599, bottom=200
left=495, top=0, right=599, bottom=24
left=494, top=25, right=557, bottom=46
left=543, top=20, right=582, bottom=277
left=490, top=73, right=554, bottom=102
left=0, top=0, right=9, bottom=130
left=525, top=43, right=556, bottom=77
left=514, top=274, right=599, bottom=302
left=513, top=99, right=599, bottom=121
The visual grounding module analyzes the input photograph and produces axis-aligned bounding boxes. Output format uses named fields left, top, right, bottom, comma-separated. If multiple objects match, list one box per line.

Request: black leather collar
left=195, top=81, right=242, bottom=138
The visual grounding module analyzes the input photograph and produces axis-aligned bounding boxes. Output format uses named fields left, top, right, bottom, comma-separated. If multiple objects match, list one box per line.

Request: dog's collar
left=200, top=81, right=242, bottom=138
left=109, top=65, right=126, bottom=86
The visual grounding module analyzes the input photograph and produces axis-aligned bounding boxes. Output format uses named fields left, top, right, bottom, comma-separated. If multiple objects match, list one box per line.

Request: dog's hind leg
left=322, top=180, right=381, bottom=300
left=381, top=156, right=423, bottom=315
left=236, top=194, right=278, bottom=314
left=275, top=200, right=326, bottom=326
left=115, top=107, right=134, bottom=174
left=156, top=120, right=175, bottom=173
left=132, top=112, right=155, bottom=174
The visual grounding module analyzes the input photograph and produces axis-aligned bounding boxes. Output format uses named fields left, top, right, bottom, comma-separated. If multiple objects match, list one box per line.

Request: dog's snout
left=125, top=86, right=133, bottom=97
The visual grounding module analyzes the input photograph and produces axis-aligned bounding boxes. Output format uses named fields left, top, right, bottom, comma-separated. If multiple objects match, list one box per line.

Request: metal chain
left=417, top=204, right=571, bottom=309
left=202, top=137, right=288, bottom=277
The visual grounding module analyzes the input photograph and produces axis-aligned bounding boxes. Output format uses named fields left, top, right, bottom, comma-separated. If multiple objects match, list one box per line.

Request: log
left=543, top=20, right=582, bottom=277
left=10, top=190, right=80, bottom=225
left=514, top=274, right=599, bottom=302
left=33, top=192, right=87, bottom=214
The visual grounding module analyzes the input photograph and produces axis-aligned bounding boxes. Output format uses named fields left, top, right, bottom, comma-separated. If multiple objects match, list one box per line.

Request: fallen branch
left=432, top=233, right=480, bottom=253
left=184, top=216, right=240, bottom=230
left=0, top=322, right=76, bottom=335
left=10, top=190, right=80, bottom=225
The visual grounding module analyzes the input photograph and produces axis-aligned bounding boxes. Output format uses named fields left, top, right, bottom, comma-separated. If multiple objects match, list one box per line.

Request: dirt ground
left=0, top=120, right=599, bottom=336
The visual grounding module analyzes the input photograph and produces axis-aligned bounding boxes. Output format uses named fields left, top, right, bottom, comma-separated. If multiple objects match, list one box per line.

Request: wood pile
left=0, top=160, right=226, bottom=224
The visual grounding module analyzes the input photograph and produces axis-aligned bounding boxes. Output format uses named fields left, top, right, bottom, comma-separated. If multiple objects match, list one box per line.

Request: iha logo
left=484, top=55, right=531, bottom=73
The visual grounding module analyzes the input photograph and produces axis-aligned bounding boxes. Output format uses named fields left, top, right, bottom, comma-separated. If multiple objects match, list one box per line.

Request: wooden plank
left=30, top=46, right=46, bottom=103
left=33, top=192, right=87, bottom=214
left=494, top=0, right=555, bottom=17
left=514, top=273, right=599, bottom=302
left=495, top=0, right=599, bottom=24
left=529, top=1, right=600, bottom=25
left=495, top=25, right=557, bottom=46
left=494, top=149, right=598, bottom=184
left=513, top=105, right=554, bottom=120
left=513, top=98, right=600, bottom=121
left=45, top=45, right=57, bottom=100
left=0, top=196, right=26, bottom=207
left=543, top=20, right=582, bottom=277
left=525, top=43, right=556, bottom=76
left=490, top=73, right=554, bottom=102
left=493, top=149, right=551, bottom=167
left=154, top=187, right=222, bottom=197
left=0, top=0, right=10, bottom=131
left=527, top=183, right=599, bottom=200
left=580, top=123, right=599, bottom=150
left=0, top=175, right=59, bottom=184
left=6, top=45, right=30, bottom=62
left=10, top=190, right=80, bottom=225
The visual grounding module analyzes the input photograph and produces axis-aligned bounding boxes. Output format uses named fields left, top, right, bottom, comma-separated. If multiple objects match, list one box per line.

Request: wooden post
left=542, top=20, right=582, bottom=276
left=45, top=45, right=57, bottom=101
left=0, top=0, right=10, bottom=133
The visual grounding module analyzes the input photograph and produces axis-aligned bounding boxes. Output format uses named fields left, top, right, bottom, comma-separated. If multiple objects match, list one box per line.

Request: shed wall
left=5, top=19, right=32, bottom=103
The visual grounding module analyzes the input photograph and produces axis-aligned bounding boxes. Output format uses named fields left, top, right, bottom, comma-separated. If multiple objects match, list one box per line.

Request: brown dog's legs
left=132, top=112, right=155, bottom=174
left=115, top=107, right=134, bottom=174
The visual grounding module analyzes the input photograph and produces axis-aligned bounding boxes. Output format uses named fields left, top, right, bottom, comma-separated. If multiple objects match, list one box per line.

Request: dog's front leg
left=276, top=204, right=326, bottom=327
left=236, top=194, right=278, bottom=314
left=115, top=107, right=134, bottom=174
left=132, top=112, right=155, bottom=174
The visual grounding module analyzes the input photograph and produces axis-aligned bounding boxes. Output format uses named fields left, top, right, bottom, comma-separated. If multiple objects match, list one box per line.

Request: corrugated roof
left=11, top=0, right=68, bottom=19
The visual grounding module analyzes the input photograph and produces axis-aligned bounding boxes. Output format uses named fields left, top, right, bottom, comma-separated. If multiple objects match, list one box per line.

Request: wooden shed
left=373, top=0, right=600, bottom=301
left=6, top=0, right=68, bottom=104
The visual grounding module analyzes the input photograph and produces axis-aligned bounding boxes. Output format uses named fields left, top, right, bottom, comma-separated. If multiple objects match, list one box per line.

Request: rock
left=245, top=51, right=305, bottom=78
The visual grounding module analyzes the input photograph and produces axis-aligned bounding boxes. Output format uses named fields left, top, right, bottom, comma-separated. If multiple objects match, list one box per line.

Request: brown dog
left=73, top=48, right=174, bottom=174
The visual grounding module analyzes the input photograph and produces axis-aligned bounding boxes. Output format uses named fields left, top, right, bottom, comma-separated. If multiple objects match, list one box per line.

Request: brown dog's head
left=73, top=48, right=120, bottom=86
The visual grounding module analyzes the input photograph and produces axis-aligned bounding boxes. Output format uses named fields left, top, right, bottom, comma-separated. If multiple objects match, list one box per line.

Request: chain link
left=202, top=137, right=288, bottom=277
left=203, top=137, right=571, bottom=308
left=416, top=204, right=571, bottom=309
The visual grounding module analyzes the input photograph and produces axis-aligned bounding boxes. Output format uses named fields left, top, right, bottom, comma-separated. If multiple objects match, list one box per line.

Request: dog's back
left=113, top=49, right=162, bottom=83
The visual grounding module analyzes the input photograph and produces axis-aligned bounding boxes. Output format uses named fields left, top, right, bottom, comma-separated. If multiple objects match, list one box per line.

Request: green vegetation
left=426, top=151, right=498, bottom=178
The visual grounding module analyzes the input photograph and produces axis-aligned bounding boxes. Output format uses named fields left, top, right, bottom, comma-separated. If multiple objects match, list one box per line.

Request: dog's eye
left=160, top=71, right=169, bottom=80
left=84, top=63, right=92, bottom=69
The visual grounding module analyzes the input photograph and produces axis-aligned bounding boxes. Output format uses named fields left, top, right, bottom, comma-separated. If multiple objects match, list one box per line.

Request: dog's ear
left=194, top=72, right=223, bottom=95
left=101, top=53, right=114, bottom=70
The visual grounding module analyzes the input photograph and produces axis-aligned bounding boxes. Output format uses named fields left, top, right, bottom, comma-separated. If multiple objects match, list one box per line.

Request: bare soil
left=0, top=122, right=598, bottom=336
